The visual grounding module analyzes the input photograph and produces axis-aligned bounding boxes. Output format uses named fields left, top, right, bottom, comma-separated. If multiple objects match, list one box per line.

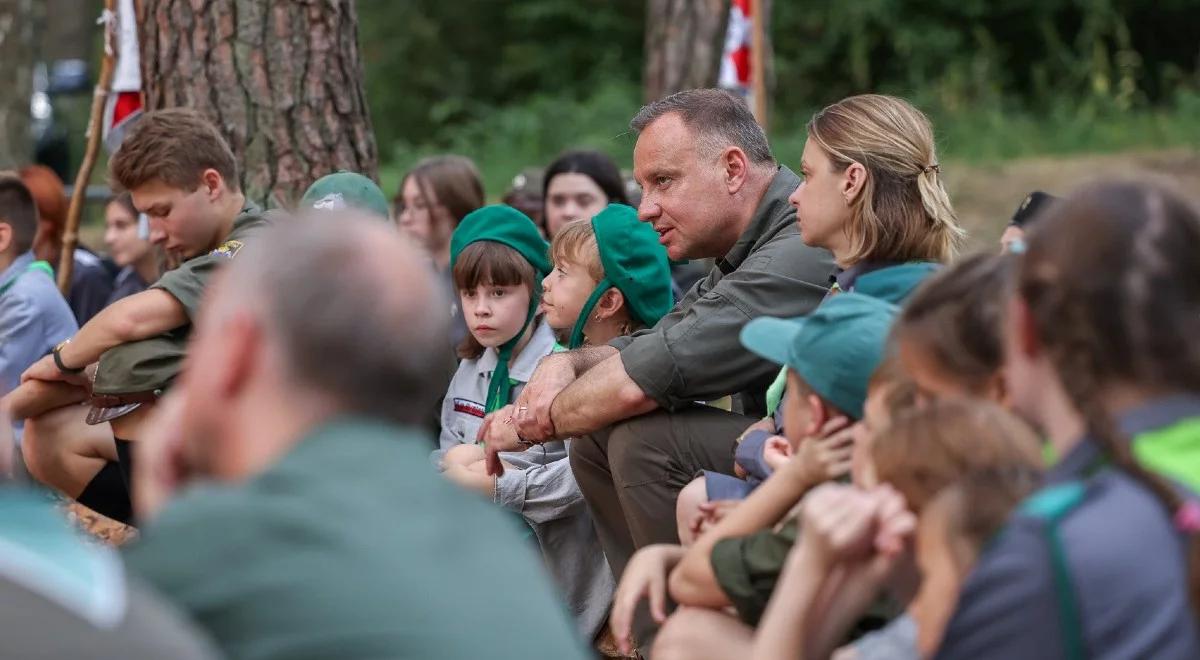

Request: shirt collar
left=0, top=251, right=35, bottom=291
left=830, top=259, right=908, bottom=292
left=716, top=166, right=801, bottom=275
left=1047, top=393, right=1200, bottom=484
left=476, top=320, right=556, bottom=383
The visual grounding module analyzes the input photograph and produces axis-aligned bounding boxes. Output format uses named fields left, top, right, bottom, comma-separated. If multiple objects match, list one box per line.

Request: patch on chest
left=210, top=239, right=245, bottom=259
left=453, top=398, right=486, bottom=418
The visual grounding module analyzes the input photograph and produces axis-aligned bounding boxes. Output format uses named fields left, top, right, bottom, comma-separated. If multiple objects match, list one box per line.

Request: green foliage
left=358, top=0, right=1200, bottom=198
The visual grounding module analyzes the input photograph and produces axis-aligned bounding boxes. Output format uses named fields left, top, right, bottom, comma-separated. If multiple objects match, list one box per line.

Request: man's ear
left=0, top=222, right=12, bottom=254
left=201, top=168, right=225, bottom=201
left=215, top=312, right=262, bottom=400
left=722, top=146, right=750, bottom=195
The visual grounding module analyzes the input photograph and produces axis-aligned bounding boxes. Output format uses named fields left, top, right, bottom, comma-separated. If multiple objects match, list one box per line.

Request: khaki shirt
left=611, top=167, right=833, bottom=416
left=151, top=204, right=269, bottom=320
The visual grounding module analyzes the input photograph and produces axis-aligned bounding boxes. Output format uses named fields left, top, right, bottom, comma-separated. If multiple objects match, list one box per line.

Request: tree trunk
left=643, top=0, right=729, bottom=102
left=137, top=0, right=378, bottom=208
left=0, top=0, right=35, bottom=168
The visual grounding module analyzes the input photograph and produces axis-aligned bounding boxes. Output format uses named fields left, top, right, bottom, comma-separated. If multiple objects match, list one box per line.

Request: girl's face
left=851, top=383, right=892, bottom=488
left=460, top=282, right=532, bottom=349
left=545, top=173, right=608, bottom=237
left=541, top=257, right=599, bottom=331
left=788, top=137, right=853, bottom=261
left=897, top=336, right=978, bottom=406
left=103, top=201, right=152, bottom=268
left=397, top=176, right=452, bottom=255
left=911, top=506, right=969, bottom=659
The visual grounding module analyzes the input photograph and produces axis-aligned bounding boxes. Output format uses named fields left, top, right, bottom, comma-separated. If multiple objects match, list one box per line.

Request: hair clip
left=922, top=164, right=940, bottom=175
left=1174, top=499, right=1200, bottom=534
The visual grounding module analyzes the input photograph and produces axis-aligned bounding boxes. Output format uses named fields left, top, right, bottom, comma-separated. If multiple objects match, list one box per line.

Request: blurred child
left=936, top=181, right=1200, bottom=659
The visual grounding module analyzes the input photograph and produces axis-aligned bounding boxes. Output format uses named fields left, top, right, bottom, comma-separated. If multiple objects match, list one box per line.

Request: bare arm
left=751, top=543, right=828, bottom=660
left=546, top=352, right=658, bottom=439
left=23, top=289, right=187, bottom=382
left=669, top=456, right=821, bottom=607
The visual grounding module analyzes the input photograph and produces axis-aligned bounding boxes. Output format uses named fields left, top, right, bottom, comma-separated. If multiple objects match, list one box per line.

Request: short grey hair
left=222, top=213, right=452, bottom=426
left=630, top=88, right=774, bottom=165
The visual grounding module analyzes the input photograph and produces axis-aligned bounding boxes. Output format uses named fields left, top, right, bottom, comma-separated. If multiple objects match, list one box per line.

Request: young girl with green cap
left=453, top=203, right=672, bottom=645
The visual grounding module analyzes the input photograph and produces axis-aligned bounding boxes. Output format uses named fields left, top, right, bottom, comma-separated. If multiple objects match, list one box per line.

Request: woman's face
left=788, top=137, right=853, bottom=261
left=544, top=173, right=608, bottom=237
left=397, top=176, right=452, bottom=255
left=103, top=201, right=152, bottom=268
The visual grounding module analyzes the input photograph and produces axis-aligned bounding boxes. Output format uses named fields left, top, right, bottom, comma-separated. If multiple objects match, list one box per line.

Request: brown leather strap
left=89, top=390, right=161, bottom=408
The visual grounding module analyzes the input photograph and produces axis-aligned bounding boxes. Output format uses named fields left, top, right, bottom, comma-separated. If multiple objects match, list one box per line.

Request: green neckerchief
left=0, top=260, right=54, bottom=297
left=568, top=278, right=614, bottom=349
left=485, top=288, right=542, bottom=414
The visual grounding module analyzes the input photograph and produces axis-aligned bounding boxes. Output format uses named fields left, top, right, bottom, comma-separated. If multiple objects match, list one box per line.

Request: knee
left=652, top=608, right=704, bottom=660
left=675, top=476, right=708, bottom=545
left=443, top=443, right=482, bottom=467
left=20, top=420, right=60, bottom=484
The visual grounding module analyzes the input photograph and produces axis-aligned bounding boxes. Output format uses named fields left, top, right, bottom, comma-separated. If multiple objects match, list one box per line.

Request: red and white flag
left=719, top=0, right=753, bottom=105
left=102, top=0, right=143, bottom=153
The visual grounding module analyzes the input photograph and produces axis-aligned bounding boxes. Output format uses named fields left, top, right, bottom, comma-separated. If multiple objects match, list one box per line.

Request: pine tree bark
left=137, top=0, right=378, bottom=207
left=0, top=0, right=35, bottom=169
left=643, top=0, right=729, bottom=102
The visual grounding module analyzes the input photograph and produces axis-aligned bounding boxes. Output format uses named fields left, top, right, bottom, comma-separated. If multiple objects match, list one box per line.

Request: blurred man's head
left=174, top=212, right=448, bottom=481
left=0, top=177, right=39, bottom=265
left=630, top=88, right=776, bottom=261
left=109, top=108, right=243, bottom=262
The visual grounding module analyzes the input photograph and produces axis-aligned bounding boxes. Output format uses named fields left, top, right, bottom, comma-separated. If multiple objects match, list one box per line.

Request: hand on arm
left=22, top=290, right=187, bottom=384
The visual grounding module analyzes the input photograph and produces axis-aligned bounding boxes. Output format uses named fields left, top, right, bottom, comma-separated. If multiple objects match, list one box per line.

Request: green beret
left=450, top=205, right=551, bottom=278
left=300, top=171, right=391, bottom=220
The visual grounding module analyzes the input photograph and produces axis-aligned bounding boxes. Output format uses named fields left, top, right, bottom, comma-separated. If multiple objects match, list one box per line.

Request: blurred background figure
left=541, top=150, right=629, bottom=238
left=102, top=192, right=160, bottom=304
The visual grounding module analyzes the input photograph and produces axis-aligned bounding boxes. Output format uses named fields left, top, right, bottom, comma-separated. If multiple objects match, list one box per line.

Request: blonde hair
left=549, top=219, right=604, bottom=282
left=807, top=94, right=964, bottom=264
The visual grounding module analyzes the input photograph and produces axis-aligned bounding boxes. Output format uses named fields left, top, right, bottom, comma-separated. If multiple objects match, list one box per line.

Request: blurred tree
left=642, top=0, right=728, bottom=102
left=137, top=0, right=378, bottom=207
left=0, top=0, right=35, bottom=168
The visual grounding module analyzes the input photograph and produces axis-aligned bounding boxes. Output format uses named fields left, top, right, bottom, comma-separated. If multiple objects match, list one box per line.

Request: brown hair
left=868, top=347, right=919, bottom=423
left=109, top=108, right=239, bottom=192
left=396, top=155, right=485, bottom=225
left=893, top=253, right=1013, bottom=395
left=631, top=88, right=774, bottom=165
left=105, top=192, right=138, bottom=218
left=873, top=398, right=1043, bottom=513
left=452, top=241, right=538, bottom=360
left=807, top=94, right=964, bottom=264
left=1017, top=179, right=1200, bottom=611
left=18, top=165, right=67, bottom=229
left=927, top=465, right=1044, bottom=573
left=0, top=177, right=38, bottom=253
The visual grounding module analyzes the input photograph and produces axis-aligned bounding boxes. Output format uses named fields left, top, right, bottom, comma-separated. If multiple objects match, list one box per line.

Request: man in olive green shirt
left=127, top=214, right=588, bottom=660
left=20, top=109, right=267, bottom=522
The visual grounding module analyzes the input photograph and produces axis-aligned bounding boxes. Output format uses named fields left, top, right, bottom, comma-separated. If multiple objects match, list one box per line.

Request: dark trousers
left=570, top=405, right=753, bottom=651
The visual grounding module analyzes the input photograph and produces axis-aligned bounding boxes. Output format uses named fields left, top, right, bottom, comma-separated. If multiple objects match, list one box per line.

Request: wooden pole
left=750, top=0, right=768, bottom=130
left=58, top=0, right=117, bottom=294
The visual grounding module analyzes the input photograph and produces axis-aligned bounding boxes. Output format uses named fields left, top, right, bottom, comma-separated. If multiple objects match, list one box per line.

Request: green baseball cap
left=300, top=171, right=390, bottom=220
left=739, top=293, right=898, bottom=420
left=568, top=204, right=673, bottom=348
left=87, top=334, right=185, bottom=425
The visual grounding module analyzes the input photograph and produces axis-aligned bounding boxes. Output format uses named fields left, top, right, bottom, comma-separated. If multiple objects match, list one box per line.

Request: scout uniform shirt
left=935, top=395, right=1200, bottom=660
left=434, top=320, right=615, bottom=639
left=150, top=203, right=268, bottom=324
left=126, top=418, right=589, bottom=660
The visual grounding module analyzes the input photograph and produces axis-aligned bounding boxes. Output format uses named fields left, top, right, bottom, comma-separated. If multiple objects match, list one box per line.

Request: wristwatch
left=52, top=340, right=85, bottom=375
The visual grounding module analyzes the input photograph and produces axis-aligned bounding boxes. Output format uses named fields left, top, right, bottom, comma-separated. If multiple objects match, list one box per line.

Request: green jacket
left=125, top=418, right=588, bottom=660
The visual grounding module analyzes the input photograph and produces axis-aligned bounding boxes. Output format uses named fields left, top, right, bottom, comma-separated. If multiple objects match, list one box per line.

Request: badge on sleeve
left=210, top=240, right=245, bottom=259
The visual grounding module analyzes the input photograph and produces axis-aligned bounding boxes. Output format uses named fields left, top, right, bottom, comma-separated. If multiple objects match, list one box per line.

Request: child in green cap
left=445, top=204, right=672, bottom=643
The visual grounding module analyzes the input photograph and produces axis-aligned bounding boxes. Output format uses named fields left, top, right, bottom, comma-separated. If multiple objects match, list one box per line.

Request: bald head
left=210, top=213, right=449, bottom=425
